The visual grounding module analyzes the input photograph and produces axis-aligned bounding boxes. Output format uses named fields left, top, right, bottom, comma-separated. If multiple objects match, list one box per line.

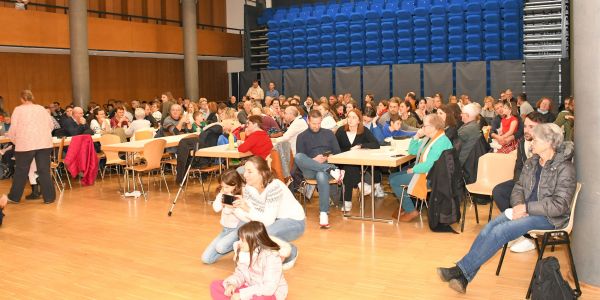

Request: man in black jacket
left=62, top=107, right=91, bottom=137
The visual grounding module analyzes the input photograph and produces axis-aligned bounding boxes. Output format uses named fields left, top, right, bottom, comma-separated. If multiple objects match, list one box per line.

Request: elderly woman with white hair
left=125, top=108, right=151, bottom=138
left=437, top=123, right=576, bottom=294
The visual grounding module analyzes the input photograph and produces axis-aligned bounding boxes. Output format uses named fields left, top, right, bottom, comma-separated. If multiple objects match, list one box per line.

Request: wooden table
left=101, top=134, right=196, bottom=194
left=328, top=146, right=415, bottom=223
left=0, top=134, right=101, bottom=147
left=194, top=144, right=252, bottom=168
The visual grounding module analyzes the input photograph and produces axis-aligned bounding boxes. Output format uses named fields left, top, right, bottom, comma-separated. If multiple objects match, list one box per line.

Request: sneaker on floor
left=374, top=183, right=385, bottom=198
left=357, top=182, right=371, bottom=196
left=510, top=236, right=536, bottom=253
left=319, top=212, right=330, bottom=229
left=341, top=201, right=352, bottom=213
left=282, top=251, right=298, bottom=271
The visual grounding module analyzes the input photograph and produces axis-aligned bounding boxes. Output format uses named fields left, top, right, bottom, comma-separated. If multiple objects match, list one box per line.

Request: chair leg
left=461, top=193, right=467, bottom=232
left=397, top=186, right=405, bottom=223
left=474, top=201, right=480, bottom=224
left=496, top=243, right=509, bottom=275
left=138, top=173, right=147, bottom=201
left=527, top=234, right=550, bottom=299
left=51, top=169, right=63, bottom=193
left=55, top=168, right=65, bottom=189
left=488, top=197, right=494, bottom=222
left=62, top=164, right=72, bottom=189
left=161, top=169, right=170, bottom=194
left=564, top=235, right=582, bottom=297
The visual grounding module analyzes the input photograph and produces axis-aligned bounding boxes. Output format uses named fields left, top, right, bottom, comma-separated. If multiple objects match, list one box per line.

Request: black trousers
left=8, top=148, right=55, bottom=202
left=492, top=179, right=515, bottom=212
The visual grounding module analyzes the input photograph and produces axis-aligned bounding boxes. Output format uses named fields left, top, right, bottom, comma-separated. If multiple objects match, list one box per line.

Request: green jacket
left=408, top=133, right=454, bottom=174
left=554, top=110, right=574, bottom=142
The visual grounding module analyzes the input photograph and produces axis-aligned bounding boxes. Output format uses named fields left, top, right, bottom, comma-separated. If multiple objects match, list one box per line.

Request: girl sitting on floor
left=210, top=221, right=289, bottom=300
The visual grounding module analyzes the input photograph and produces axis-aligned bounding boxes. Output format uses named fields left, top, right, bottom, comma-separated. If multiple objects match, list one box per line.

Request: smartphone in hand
left=222, top=194, right=235, bottom=205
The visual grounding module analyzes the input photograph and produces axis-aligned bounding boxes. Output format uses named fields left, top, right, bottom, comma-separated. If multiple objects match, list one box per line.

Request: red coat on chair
left=64, top=134, right=99, bottom=186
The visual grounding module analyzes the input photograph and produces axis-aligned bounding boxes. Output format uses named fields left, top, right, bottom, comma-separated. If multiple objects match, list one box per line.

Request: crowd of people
left=0, top=84, right=577, bottom=298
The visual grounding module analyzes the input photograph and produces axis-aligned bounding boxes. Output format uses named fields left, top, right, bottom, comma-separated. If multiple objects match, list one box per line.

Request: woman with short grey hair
left=437, top=122, right=576, bottom=294
left=125, top=108, right=152, bottom=138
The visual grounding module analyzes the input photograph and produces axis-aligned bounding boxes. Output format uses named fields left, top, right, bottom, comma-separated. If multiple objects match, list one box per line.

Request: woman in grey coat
left=436, top=123, right=576, bottom=294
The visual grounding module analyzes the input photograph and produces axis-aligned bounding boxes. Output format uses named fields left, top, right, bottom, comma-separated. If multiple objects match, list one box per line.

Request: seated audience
left=399, top=100, right=418, bottom=128
left=436, top=105, right=458, bottom=144
left=362, top=108, right=383, bottom=143
left=492, top=112, right=547, bottom=253
left=376, top=100, right=388, bottom=117
left=536, top=97, right=556, bottom=123
left=206, top=102, right=219, bottom=124
left=151, top=101, right=163, bottom=121
left=315, top=103, right=337, bottom=131
left=378, top=97, right=400, bottom=126
left=163, top=104, right=192, bottom=136
left=294, top=110, right=344, bottom=229
left=89, top=108, right=111, bottom=135
left=276, top=106, right=308, bottom=156
left=125, top=108, right=151, bottom=138
left=438, top=123, right=575, bottom=294
left=554, top=96, right=574, bottom=142
left=389, top=114, right=454, bottom=222
left=237, top=115, right=273, bottom=160
left=237, top=100, right=252, bottom=124
left=226, top=96, right=237, bottom=109
left=335, top=109, right=381, bottom=212
left=380, top=114, right=417, bottom=141
left=143, top=103, right=159, bottom=128
left=491, top=100, right=519, bottom=153
left=457, top=104, right=483, bottom=165
left=110, top=106, right=129, bottom=129
left=250, top=107, right=281, bottom=136
left=517, top=93, right=534, bottom=119
left=414, top=99, right=428, bottom=126
left=63, top=107, right=91, bottom=137
left=480, top=96, right=497, bottom=125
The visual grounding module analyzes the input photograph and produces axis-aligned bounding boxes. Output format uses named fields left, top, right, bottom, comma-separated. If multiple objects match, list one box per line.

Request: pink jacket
left=7, top=103, right=54, bottom=152
left=223, top=248, right=288, bottom=300
left=64, top=135, right=98, bottom=186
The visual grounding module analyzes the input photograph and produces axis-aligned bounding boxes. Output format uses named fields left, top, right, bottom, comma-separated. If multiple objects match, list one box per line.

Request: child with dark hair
left=202, top=169, right=245, bottom=264
left=211, top=221, right=289, bottom=300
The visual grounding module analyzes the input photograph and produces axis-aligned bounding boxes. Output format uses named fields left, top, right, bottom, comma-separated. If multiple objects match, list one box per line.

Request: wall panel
left=0, top=53, right=228, bottom=112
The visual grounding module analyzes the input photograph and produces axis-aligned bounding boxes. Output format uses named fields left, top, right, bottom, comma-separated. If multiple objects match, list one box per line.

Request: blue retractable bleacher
left=379, top=0, right=397, bottom=64
left=266, top=8, right=288, bottom=69
left=448, top=0, right=466, bottom=62
left=292, top=5, right=312, bottom=68
left=483, top=0, right=501, bottom=60
left=414, top=0, right=432, bottom=63
left=320, top=3, right=339, bottom=67
left=430, top=0, right=449, bottom=63
left=335, top=2, right=354, bottom=67
left=397, top=0, right=415, bottom=64
left=465, top=0, right=483, bottom=61
left=501, top=0, right=522, bottom=60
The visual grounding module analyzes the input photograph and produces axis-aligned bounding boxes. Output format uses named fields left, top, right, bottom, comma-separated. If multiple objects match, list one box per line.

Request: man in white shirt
left=246, top=80, right=264, bottom=102
left=517, top=93, right=534, bottom=118
left=277, top=106, right=308, bottom=155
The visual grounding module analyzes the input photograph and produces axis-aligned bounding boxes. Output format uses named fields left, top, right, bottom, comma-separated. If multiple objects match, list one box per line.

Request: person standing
left=1, top=90, right=56, bottom=205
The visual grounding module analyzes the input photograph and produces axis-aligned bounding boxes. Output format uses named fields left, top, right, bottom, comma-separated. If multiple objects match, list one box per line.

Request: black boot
left=25, top=184, right=41, bottom=200
left=437, top=266, right=463, bottom=282
left=448, top=275, right=469, bottom=294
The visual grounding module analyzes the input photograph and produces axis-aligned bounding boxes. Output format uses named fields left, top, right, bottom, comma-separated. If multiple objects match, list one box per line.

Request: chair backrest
left=57, top=137, right=66, bottom=163
left=141, top=139, right=167, bottom=171
left=100, top=134, right=122, bottom=162
left=562, top=183, right=582, bottom=233
left=476, top=152, right=516, bottom=187
left=135, top=130, right=154, bottom=141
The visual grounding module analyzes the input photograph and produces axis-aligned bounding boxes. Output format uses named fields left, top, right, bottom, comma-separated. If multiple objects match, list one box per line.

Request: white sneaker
left=358, top=182, right=372, bottom=196
left=319, top=212, right=330, bottom=229
left=510, top=237, right=536, bottom=253
left=282, top=250, right=298, bottom=271
left=374, top=183, right=385, bottom=198
left=341, top=201, right=352, bottom=212
left=329, top=168, right=345, bottom=182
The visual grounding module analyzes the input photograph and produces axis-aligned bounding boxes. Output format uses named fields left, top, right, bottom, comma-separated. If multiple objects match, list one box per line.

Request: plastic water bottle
left=228, top=133, right=234, bottom=150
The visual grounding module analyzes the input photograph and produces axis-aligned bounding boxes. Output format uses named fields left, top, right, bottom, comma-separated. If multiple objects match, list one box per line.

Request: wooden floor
left=0, top=174, right=597, bottom=300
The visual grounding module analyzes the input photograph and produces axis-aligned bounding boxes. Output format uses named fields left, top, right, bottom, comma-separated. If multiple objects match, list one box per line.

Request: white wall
left=226, top=0, right=245, bottom=74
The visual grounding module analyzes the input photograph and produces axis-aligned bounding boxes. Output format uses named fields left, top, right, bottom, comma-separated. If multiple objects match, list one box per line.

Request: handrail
left=0, top=0, right=243, bottom=34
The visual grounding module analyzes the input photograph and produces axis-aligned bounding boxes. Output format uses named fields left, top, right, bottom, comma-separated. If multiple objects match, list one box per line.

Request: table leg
left=345, top=164, right=394, bottom=224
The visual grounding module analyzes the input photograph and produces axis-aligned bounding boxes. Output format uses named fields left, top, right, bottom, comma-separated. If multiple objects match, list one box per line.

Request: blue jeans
left=389, top=170, right=416, bottom=212
left=294, top=153, right=335, bottom=213
left=457, top=213, right=554, bottom=282
left=201, top=226, right=240, bottom=264
left=267, top=218, right=306, bottom=264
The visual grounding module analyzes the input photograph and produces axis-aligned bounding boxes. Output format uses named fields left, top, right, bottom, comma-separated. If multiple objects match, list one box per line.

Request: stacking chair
left=99, top=134, right=126, bottom=180
left=496, top=183, right=582, bottom=299
left=125, top=139, right=169, bottom=201
left=134, top=130, right=154, bottom=141
left=50, top=137, right=67, bottom=192
left=299, top=177, right=345, bottom=214
left=461, top=152, right=516, bottom=232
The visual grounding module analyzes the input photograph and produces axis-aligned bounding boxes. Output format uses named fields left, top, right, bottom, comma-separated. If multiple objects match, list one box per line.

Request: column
left=572, top=0, right=600, bottom=287
left=69, top=0, right=90, bottom=108
left=182, top=0, right=199, bottom=101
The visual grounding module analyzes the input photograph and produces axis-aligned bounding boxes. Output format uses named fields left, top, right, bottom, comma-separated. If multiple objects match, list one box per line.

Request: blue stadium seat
left=293, top=5, right=314, bottom=27
left=382, top=0, right=400, bottom=19
left=306, top=4, right=326, bottom=25
left=279, top=6, right=299, bottom=28
left=351, top=1, right=369, bottom=21
left=267, top=8, right=288, bottom=29
left=321, top=3, right=339, bottom=23
left=335, top=2, right=355, bottom=22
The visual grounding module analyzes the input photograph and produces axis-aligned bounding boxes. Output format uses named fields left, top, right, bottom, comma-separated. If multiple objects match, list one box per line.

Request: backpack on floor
left=0, top=162, right=13, bottom=180
left=531, top=256, right=577, bottom=300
